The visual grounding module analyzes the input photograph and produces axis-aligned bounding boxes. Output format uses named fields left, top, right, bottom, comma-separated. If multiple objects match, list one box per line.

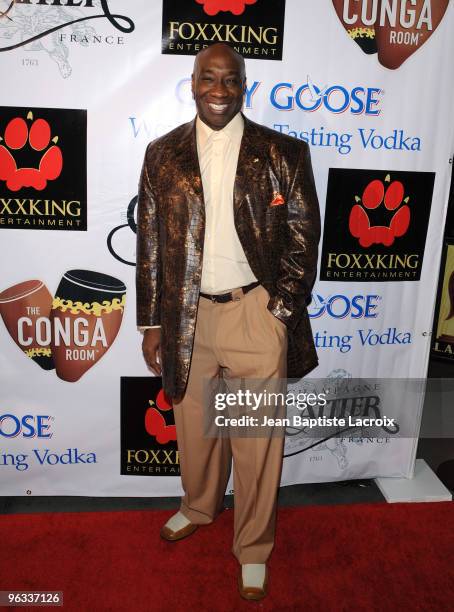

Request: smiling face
left=192, top=44, right=246, bottom=130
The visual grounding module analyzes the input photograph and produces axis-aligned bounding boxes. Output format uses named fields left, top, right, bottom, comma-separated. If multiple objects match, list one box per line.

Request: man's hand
left=142, top=328, right=162, bottom=375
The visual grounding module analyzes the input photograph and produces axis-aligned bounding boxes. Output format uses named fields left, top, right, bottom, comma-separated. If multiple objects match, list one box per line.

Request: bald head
left=193, top=43, right=246, bottom=80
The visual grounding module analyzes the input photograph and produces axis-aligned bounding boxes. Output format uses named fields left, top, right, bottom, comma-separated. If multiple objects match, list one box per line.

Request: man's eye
left=202, top=77, right=213, bottom=82
left=226, top=79, right=238, bottom=85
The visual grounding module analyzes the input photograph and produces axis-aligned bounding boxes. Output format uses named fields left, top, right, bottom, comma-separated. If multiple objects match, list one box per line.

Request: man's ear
left=191, top=73, right=195, bottom=99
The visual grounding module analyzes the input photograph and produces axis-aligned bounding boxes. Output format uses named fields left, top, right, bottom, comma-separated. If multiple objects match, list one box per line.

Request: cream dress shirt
left=196, top=112, right=257, bottom=294
left=141, top=112, right=257, bottom=330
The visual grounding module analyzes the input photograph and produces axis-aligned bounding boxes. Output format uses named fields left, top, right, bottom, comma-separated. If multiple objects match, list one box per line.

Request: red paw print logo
left=0, top=111, right=63, bottom=191
left=349, top=174, right=410, bottom=247
left=195, top=0, right=258, bottom=16
left=144, top=389, right=176, bottom=444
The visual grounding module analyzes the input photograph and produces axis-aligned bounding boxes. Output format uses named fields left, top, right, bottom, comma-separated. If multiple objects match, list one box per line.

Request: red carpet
left=1, top=502, right=453, bottom=611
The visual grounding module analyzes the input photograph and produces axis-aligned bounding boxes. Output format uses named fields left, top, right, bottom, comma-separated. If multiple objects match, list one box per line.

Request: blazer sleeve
left=267, top=142, right=321, bottom=331
left=136, top=145, right=162, bottom=327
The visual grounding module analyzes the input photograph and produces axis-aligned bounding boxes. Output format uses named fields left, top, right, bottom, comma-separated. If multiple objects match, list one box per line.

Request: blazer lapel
left=234, top=114, right=266, bottom=215
left=173, top=118, right=205, bottom=219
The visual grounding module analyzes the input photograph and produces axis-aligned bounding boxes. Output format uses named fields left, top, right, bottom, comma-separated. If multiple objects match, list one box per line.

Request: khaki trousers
left=172, top=284, right=287, bottom=564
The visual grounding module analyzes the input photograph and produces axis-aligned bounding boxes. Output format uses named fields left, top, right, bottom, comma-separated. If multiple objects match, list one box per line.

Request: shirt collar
left=196, top=112, right=244, bottom=151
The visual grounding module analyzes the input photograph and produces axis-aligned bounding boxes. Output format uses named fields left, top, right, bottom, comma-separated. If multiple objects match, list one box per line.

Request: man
left=136, top=43, right=320, bottom=600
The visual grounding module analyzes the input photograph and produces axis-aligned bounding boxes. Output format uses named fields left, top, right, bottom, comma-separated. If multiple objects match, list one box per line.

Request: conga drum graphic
left=0, top=280, right=55, bottom=370
left=50, top=270, right=126, bottom=382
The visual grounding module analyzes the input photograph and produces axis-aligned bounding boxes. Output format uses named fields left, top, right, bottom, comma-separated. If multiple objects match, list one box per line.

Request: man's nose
left=211, top=80, right=229, bottom=97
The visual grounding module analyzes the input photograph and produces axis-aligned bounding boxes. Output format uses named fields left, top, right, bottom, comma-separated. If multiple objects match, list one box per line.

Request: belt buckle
left=211, top=295, right=217, bottom=304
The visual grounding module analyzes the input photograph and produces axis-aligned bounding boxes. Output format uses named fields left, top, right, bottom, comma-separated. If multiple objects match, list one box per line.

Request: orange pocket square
left=270, top=193, right=285, bottom=207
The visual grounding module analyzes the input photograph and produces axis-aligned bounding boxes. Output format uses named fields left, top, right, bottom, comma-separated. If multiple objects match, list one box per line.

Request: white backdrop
left=1, top=0, right=454, bottom=495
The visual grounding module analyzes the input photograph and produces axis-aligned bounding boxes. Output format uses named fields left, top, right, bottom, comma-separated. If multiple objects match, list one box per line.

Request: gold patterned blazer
left=136, top=114, right=321, bottom=401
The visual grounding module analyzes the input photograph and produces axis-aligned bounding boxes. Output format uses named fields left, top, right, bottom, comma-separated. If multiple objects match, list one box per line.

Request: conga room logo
left=0, top=107, right=87, bottom=231
left=332, top=0, right=450, bottom=69
left=121, top=377, right=180, bottom=477
left=0, top=270, right=126, bottom=382
left=162, top=0, right=286, bottom=60
left=320, top=168, right=435, bottom=282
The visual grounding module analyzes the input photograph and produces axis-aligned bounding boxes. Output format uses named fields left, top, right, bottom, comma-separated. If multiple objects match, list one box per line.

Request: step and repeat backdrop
left=1, top=0, right=454, bottom=496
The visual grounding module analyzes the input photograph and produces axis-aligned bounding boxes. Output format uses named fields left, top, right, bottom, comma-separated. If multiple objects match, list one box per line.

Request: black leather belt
left=200, top=281, right=260, bottom=303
